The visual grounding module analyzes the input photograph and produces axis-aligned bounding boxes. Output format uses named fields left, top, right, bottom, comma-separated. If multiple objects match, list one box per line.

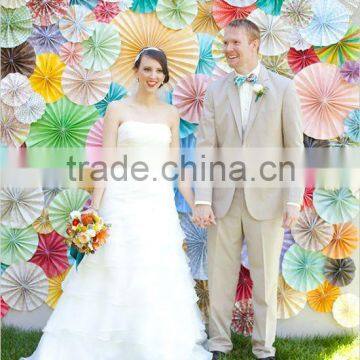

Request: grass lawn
left=1, top=325, right=358, bottom=360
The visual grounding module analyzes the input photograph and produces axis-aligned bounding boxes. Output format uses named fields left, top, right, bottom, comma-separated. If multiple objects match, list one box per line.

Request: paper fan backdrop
left=0, top=6, right=33, bottom=48
left=195, top=280, right=209, bottom=322
left=0, top=225, right=39, bottom=265
left=196, top=34, right=216, bottom=75
left=29, top=231, right=69, bottom=278
left=340, top=61, right=360, bottom=84
left=93, top=0, right=120, bottom=23
left=14, top=92, right=46, bottom=124
left=261, top=53, right=294, bottom=78
left=288, top=28, right=311, bottom=51
left=59, top=42, right=83, bottom=67
left=307, top=280, right=340, bottom=313
left=48, top=189, right=90, bottom=237
left=280, top=229, right=295, bottom=272
left=0, top=187, right=44, bottom=228
left=0, top=115, right=30, bottom=147
left=344, top=110, right=360, bottom=143
left=62, top=65, right=111, bottom=105
left=277, top=274, right=307, bottom=319
left=281, top=0, right=313, bottom=28
left=294, top=63, right=358, bottom=140
left=322, top=222, right=359, bottom=259
left=1, top=73, right=32, bottom=107
left=26, top=97, right=99, bottom=147
left=27, top=0, right=69, bottom=26
left=313, top=188, right=359, bottom=224
left=179, top=119, right=198, bottom=138
left=248, top=9, right=292, bottom=56
left=1, top=42, right=36, bottom=79
left=191, top=1, right=219, bottom=36
left=212, top=29, right=232, bottom=73
left=180, top=213, right=207, bottom=280
left=43, top=187, right=63, bottom=208
left=212, top=0, right=256, bottom=28
left=173, top=74, right=210, bottom=124
left=33, top=208, right=54, bottom=234
left=70, top=0, right=98, bottom=9
left=282, top=244, right=326, bottom=292
left=287, top=47, right=320, bottom=73
left=235, top=265, right=253, bottom=301
left=324, top=258, right=356, bottom=287
left=332, top=294, right=359, bottom=328
left=1, top=298, right=10, bottom=318
left=95, top=82, right=127, bottom=116
left=29, top=53, right=65, bottom=103
left=111, top=11, right=199, bottom=88
left=131, top=0, right=157, bottom=13
left=231, top=299, right=254, bottom=336
left=300, top=0, right=350, bottom=47
left=46, top=267, right=71, bottom=309
left=156, top=0, right=198, bottom=30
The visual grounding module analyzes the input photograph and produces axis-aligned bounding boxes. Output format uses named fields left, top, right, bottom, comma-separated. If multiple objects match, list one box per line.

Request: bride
left=20, top=48, right=212, bottom=360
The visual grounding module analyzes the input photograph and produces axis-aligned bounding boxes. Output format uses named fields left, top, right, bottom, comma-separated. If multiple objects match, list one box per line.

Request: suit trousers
left=207, top=188, right=284, bottom=358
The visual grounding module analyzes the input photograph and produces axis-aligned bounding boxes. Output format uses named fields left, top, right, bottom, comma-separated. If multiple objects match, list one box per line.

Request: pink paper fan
left=340, top=61, right=360, bottom=85
left=235, top=265, right=253, bottom=301
left=294, top=63, right=359, bottom=140
left=93, top=0, right=120, bottom=23
left=59, top=42, right=83, bottom=67
left=86, top=117, right=104, bottom=163
left=287, top=47, right=320, bottom=74
left=27, top=0, right=69, bottom=26
left=172, top=74, right=211, bottom=124
left=29, top=231, right=70, bottom=278
left=212, top=0, right=256, bottom=28
left=231, top=299, right=254, bottom=336
left=302, top=187, right=314, bottom=209
left=1, top=297, right=10, bottom=318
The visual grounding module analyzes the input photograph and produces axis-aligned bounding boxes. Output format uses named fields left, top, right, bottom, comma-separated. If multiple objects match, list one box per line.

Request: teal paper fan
left=131, top=0, right=157, bottom=13
left=282, top=244, right=326, bottom=292
left=70, top=0, right=98, bottom=10
left=256, top=0, right=284, bottom=15
left=196, top=33, right=216, bottom=76
left=344, top=109, right=360, bottom=143
left=313, top=188, right=359, bottom=224
left=95, top=82, right=127, bottom=117
left=180, top=119, right=198, bottom=139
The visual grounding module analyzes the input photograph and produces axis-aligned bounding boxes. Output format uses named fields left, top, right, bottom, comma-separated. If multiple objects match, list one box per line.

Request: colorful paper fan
left=33, top=208, right=54, bottom=234
left=324, top=258, right=356, bottom=287
left=277, top=274, right=306, bottom=319
left=340, top=61, right=360, bottom=84
left=14, top=92, right=46, bottom=124
left=29, top=231, right=69, bottom=278
left=179, top=119, right=198, bottom=138
left=212, top=0, right=256, bottom=28
left=0, top=6, right=33, bottom=48
left=196, top=34, right=216, bottom=75
left=1, top=42, right=36, bottom=79
left=0, top=115, right=30, bottom=147
left=26, top=97, right=99, bottom=147
left=288, top=28, right=311, bottom=51
left=314, top=26, right=360, bottom=66
left=191, top=1, right=219, bottom=36
left=173, top=74, right=210, bottom=124
left=70, top=0, right=98, bottom=9
left=256, top=0, right=284, bottom=15
left=282, top=244, right=326, bottom=292
left=300, top=0, right=349, bottom=47
left=131, top=0, right=157, bottom=13
left=280, top=229, right=295, bottom=272
left=195, top=280, right=209, bottom=322
left=223, top=0, right=256, bottom=5
left=291, top=207, right=334, bottom=251
left=313, top=188, right=359, bottom=224
left=307, top=280, right=340, bottom=313
left=81, top=23, right=121, bottom=71
left=231, top=299, right=254, bottom=337
left=0, top=262, right=48, bottom=311
left=241, top=238, right=249, bottom=269
left=261, top=53, right=294, bottom=78
left=294, top=63, right=358, bottom=140
left=93, top=0, right=120, bottom=23
left=28, top=24, right=67, bottom=54
left=333, top=294, right=359, bottom=328
left=62, top=65, right=111, bottom=105
left=29, top=53, right=65, bottom=103
left=0, top=225, right=39, bottom=265
left=1, top=297, right=10, bottom=318
left=59, top=42, right=83, bottom=67
left=111, top=11, right=199, bottom=88
left=344, top=110, right=360, bottom=143
left=322, top=222, right=359, bottom=259
left=59, top=5, right=96, bottom=43
left=1, top=73, right=32, bottom=107
left=86, top=117, right=103, bottom=162
left=95, top=82, right=127, bottom=117
left=27, top=0, right=69, bottom=26
left=235, top=265, right=253, bottom=301
left=281, top=0, right=313, bottom=28
left=287, top=47, right=320, bottom=73
left=0, top=0, right=26, bottom=8
left=301, top=188, right=314, bottom=209
left=212, top=29, right=232, bottom=73
left=248, top=9, right=292, bottom=56
left=180, top=213, right=208, bottom=280
left=0, top=187, right=44, bottom=229
left=46, top=267, right=71, bottom=309
left=156, top=0, right=198, bottom=30
left=43, top=187, right=63, bottom=207
left=48, top=189, right=90, bottom=237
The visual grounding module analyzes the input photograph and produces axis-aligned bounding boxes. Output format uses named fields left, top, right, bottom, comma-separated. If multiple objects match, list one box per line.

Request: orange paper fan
left=307, top=280, right=340, bottom=313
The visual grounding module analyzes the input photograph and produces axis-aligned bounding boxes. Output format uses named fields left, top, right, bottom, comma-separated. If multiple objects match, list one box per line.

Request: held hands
left=282, top=204, right=300, bottom=229
left=192, top=205, right=216, bottom=228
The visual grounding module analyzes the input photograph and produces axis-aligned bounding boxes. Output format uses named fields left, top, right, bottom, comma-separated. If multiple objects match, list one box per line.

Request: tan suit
left=195, top=65, right=304, bottom=358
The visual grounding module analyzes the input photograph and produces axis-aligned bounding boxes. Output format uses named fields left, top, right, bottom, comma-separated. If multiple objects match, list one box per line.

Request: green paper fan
left=256, top=0, right=284, bottom=15
left=131, top=0, right=157, bottom=13
left=81, top=23, right=121, bottom=72
left=0, top=225, right=39, bottom=265
left=48, top=189, right=90, bottom=237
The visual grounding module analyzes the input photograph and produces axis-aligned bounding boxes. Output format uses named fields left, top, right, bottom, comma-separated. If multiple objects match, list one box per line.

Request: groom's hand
left=192, top=205, right=216, bottom=228
left=282, top=204, right=300, bottom=229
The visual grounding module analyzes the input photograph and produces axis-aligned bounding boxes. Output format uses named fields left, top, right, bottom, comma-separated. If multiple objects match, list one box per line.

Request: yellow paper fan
left=192, top=1, right=220, bottom=36
left=111, top=11, right=199, bottom=88
left=33, top=208, right=53, bottom=234
left=46, top=267, right=71, bottom=309
left=307, top=280, right=340, bottom=313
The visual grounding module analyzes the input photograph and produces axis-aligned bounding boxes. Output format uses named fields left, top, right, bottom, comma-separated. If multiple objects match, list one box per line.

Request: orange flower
left=81, top=213, right=95, bottom=225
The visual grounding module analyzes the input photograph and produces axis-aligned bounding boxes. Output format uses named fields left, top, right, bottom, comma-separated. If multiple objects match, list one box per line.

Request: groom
left=193, top=19, right=303, bottom=359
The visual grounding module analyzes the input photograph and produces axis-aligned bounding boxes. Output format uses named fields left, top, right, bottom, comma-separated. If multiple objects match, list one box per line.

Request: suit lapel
left=226, top=72, right=243, bottom=142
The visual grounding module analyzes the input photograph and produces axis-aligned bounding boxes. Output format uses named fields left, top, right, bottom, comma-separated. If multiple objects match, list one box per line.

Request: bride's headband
left=134, top=47, right=162, bottom=64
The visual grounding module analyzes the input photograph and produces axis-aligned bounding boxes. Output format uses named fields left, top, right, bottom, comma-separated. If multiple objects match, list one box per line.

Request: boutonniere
left=253, top=83, right=267, bottom=102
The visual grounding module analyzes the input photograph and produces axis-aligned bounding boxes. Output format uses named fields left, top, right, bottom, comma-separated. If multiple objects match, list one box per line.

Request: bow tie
left=234, top=73, right=258, bottom=87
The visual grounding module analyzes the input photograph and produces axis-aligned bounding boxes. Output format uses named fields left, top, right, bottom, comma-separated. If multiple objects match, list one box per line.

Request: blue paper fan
left=95, top=82, right=127, bottom=117
left=344, top=109, right=360, bottom=143
left=180, top=119, right=198, bottom=139
left=131, top=0, right=157, bottom=13
left=196, top=34, right=216, bottom=76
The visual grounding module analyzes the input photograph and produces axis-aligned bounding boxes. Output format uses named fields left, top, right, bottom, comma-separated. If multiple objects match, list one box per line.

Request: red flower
left=72, top=219, right=80, bottom=226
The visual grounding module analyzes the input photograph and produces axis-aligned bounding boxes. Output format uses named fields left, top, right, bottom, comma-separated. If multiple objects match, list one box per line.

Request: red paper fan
left=302, top=187, right=314, bottom=209
left=27, top=0, right=69, bottom=26
left=93, top=0, right=120, bottom=23
left=1, top=297, right=9, bottom=318
left=288, top=47, right=320, bottom=74
left=231, top=299, right=254, bottom=336
left=235, top=265, right=253, bottom=301
left=212, top=0, right=256, bottom=28
left=29, top=231, right=70, bottom=278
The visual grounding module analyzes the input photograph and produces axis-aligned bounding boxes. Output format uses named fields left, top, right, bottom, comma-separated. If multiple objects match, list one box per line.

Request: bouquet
left=65, top=209, right=111, bottom=269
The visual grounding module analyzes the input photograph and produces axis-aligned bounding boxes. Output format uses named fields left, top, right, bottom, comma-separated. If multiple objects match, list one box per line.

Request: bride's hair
left=133, top=47, right=170, bottom=87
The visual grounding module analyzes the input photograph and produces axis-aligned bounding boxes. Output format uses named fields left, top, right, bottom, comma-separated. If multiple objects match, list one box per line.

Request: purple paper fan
left=340, top=61, right=360, bottom=85
left=280, top=229, right=295, bottom=273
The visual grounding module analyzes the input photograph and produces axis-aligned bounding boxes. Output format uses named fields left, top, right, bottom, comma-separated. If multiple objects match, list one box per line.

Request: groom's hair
left=227, top=19, right=260, bottom=48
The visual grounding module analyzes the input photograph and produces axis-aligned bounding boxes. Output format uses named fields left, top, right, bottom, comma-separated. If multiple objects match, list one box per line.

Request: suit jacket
left=194, top=64, right=304, bottom=220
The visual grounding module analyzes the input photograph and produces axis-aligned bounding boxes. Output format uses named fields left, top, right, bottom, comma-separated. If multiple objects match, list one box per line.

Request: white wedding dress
left=21, top=121, right=212, bottom=360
